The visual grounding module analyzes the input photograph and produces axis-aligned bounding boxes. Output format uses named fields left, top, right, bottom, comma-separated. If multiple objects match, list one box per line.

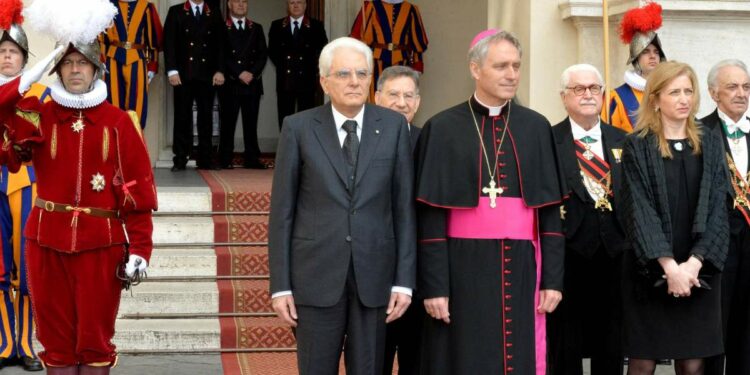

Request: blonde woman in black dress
left=621, top=61, right=729, bottom=375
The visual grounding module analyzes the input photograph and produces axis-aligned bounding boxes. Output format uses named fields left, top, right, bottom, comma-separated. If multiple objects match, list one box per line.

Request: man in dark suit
left=702, top=59, right=750, bottom=375
left=548, top=64, right=626, bottom=375
left=268, top=0, right=328, bottom=129
left=164, top=0, right=226, bottom=171
left=269, top=37, right=416, bottom=375
left=373, top=65, right=421, bottom=375
left=218, top=0, right=268, bottom=169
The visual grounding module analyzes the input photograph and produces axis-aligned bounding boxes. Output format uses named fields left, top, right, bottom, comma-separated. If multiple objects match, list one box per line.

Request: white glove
left=19, top=45, right=66, bottom=94
left=147, top=71, right=155, bottom=84
left=125, top=254, right=148, bottom=278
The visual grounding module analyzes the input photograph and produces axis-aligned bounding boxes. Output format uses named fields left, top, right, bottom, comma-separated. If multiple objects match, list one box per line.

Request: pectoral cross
left=482, top=179, right=503, bottom=208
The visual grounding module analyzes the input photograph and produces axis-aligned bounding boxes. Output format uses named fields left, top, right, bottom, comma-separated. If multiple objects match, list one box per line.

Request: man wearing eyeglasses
left=702, top=59, right=750, bottom=375
left=548, top=64, right=627, bottom=375
left=374, top=65, right=421, bottom=375
left=268, top=37, right=416, bottom=375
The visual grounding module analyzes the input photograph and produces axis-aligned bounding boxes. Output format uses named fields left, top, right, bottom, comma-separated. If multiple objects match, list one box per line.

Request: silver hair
left=468, top=30, right=522, bottom=66
left=376, top=65, right=420, bottom=93
left=318, top=37, right=373, bottom=77
left=560, top=64, right=604, bottom=93
left=707, top=59, right=749, bottom=90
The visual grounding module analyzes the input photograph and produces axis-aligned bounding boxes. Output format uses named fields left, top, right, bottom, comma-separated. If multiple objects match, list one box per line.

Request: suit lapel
left=556, top=119, right=591, bottom=202
left=355, top=105, right=383, bottom=185
left=312, top=104, right=350, bottom=186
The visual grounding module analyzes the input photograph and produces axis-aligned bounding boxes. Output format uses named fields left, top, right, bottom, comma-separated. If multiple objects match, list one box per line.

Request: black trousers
left=705, top=224, right=750, bottom=375
left=172, top=79, right=215, bottom=168
left=382, top=301, right=423, bottom=375
left=218, top=82, right=261, bottom=166
left=547, top=249, right=623, bottom=375
left=294, top=263, right=387, bottom=375
left=276, top=89, right=316, bottom=129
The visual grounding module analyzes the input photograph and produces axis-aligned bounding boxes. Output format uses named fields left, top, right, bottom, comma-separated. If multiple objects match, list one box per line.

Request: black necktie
left=238, top=20, right=243, bottom=30
left=342, top=120, right=360, bottom=189
left=293, top=20, right=299, bottom=38
left=194, top=6, right=201, bottom=21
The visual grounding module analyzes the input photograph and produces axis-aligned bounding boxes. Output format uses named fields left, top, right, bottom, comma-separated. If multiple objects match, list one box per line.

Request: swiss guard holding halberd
left=0, top=0, right=157, bottom=373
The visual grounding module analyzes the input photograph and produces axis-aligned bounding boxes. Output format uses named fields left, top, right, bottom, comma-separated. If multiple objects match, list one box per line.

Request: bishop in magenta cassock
left=415, top=29, right=565, bottom=375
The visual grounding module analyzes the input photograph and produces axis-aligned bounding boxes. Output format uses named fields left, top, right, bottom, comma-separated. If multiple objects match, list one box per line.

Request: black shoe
left=170, top=164, right=186, bottom=172
left=0, top=356, right=17, bottom=369
left=20, top=357, right=43, bottom=372
left=243, top=160, right=268, bottom=169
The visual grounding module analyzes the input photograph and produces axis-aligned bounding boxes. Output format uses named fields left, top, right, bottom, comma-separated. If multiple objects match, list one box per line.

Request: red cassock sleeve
left=113, top=112, right=158, bottom=261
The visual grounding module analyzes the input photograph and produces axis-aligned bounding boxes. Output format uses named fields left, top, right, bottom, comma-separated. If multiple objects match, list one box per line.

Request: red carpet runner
left=200, top=169, right=299, bottom=374
left=200, top=169, right=393, bottom=374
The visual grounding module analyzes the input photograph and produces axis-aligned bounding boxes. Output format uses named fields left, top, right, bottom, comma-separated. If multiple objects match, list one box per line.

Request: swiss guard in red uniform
left=0, top=0, right=157, bottom=373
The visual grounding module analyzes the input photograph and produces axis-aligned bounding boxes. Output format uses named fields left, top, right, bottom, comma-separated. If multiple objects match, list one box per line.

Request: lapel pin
left=612, top=148, right=623, bottom=163
left=375, top=129, right=380, bottom=134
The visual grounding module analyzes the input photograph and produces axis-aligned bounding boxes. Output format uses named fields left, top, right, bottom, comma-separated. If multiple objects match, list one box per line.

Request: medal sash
left=727, top=153, right=750, bottom=226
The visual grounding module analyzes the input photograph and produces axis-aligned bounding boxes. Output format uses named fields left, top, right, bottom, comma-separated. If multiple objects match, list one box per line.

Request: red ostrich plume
left=0, top=0, right=24, bottom=30
left=619, top=2, right=663, bottom=44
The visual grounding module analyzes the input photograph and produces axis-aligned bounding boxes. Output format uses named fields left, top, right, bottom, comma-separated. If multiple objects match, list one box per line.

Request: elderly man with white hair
left=701, top=59, right=750, bottom=375
left=548, top=64, right=627, bottom=375
left=268, top=36, right=416, bottom=375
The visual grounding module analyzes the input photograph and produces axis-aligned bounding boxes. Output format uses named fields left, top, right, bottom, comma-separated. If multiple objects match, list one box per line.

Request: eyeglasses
left=565, top=85, right=603, bottom=96
left=385, top=91, right=418, bottom=102
left=329, top=69, right=371, bottom=81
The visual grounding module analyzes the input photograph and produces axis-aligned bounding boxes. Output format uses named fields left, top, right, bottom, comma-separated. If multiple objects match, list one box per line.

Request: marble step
left=119, top=282, right=218, bottom=316
left=152, top=216, right=214, bottom=244
left=147, top=248, right=216, bottom=277
left=156, top=187, right=212, bottom=213
left=114, top=319, right=220, bottom=351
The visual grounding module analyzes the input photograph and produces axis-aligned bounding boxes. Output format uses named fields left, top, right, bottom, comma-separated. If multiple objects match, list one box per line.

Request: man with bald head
left=702, top=59, right=750, bottom=375
left=548, top=64, right=626, bottom=375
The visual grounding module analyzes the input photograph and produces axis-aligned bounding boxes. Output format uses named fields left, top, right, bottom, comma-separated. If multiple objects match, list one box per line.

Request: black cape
left=415, top=97, right=565, bottom=209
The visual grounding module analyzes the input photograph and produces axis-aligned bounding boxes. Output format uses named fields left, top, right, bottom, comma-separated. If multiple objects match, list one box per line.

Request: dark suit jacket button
left=346, top=236, right=352, bottom=242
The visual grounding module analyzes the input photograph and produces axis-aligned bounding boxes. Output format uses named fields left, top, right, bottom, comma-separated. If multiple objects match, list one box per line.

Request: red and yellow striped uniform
left=99, top=0, right=163, bottom=127
left=350, top=0, right=428, bottom=99
left=0, top=83, right=49, bottom=361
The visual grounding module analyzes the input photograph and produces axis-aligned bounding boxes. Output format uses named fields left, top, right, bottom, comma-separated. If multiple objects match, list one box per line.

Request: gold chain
left=468, top=99, right=511, bottom=185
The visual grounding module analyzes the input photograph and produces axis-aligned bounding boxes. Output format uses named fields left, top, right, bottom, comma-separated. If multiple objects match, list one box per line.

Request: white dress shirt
left=231, top=16, right=245, bottom=30
left=571, top=119, right=607, bottom=201
left=289, top=16, right=304, bottom=34
left=272, top=105, right=413, bottom=299
left=719, top=109, right=749, bottom=180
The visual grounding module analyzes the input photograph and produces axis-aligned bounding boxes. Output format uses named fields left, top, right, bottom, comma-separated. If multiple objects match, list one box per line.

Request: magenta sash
left=447, top=197, right=536, bottom=239
left=446, top=196, right=547, bottom=375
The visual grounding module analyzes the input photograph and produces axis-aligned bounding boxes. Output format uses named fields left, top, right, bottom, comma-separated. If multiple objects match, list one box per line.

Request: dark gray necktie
left=342, top=120, right=359, bottom=168
left=194, top=6, right=201, bottom=21
left=293, top=20, right=300, bottom=38
left=238, top=20, right=243, bottom=30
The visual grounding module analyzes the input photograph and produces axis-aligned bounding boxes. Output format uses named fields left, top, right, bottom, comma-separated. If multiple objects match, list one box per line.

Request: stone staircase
left=114, top=185, right=222, bottom=353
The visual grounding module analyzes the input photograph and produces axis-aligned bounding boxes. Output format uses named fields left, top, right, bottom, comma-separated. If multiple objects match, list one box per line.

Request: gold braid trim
left=102, top=127, right=110, bottom=162
left=126, top=111, right=143, bottom=138
left=50, top=124, right=57, bottom=160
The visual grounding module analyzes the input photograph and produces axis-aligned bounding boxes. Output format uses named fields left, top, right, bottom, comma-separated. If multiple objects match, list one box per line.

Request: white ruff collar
left=49, top=79, right=108, bottom=109
left=0, top=73, right=20, bottom=87
left=624, top=70, right=646, bottom=92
